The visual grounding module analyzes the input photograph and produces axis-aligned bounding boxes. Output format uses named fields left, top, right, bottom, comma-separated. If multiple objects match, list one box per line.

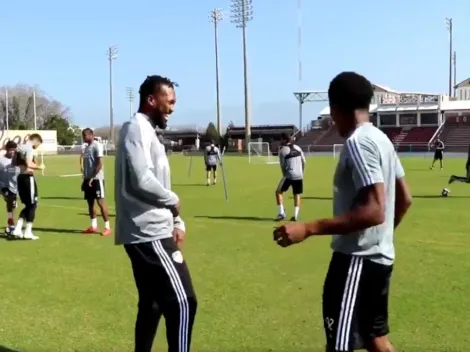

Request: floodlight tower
left=107, top=45, right=118, bottom=143
left=210, top=8, right=224, bottom=135
left=453, top=51, right=457, bottom=97
left=445, top=18, right=453, bottom=97
left=126, top=87, right=135, bottom=118
left=231, top=0, right=253, bottom=148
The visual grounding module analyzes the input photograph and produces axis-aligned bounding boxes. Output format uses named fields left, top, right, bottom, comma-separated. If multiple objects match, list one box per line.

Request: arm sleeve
left=395, top=153, right=405, bottom=179
left=123, top=124, right=179, bottom=207
left=173, top=215, right=186, bottom=233
left=95, top=143, right=104, bottom=158
left=346, top=137, right=384, bottom=191
left=25, top=147, right=34, bottom=163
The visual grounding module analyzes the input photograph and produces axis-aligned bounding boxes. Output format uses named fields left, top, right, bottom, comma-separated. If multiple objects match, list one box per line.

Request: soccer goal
left=333, top=144, right=343, bottom=159
left=248, top=142, right=279, bottom=164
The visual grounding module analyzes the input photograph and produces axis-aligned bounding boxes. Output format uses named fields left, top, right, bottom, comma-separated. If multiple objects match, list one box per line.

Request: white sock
left=14, top=218, right=24, bottom=232
left=25, top=222, right=33, bottom=233
left=207, top=178, right=210, bottom=184
left=104, top=221, right=110, bottom=229
left=91, top=218, right=98, bottom=228
left=294, top=207, right=300, bottom=219
left=7, top=212, right=13, bottom=219
left=278, top=205, right=285, bottom=215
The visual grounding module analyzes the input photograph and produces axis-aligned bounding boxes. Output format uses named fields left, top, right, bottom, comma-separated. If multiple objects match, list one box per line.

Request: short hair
left=139, top=75, right=178, bottom=106
left=82, top=128, right=93, bottom=135
left=328, top=72, right=373, bottom=114
left=5, top=141, right=17, bottom=149
left=280, top=133, right=291, bottom=143
left=29, top=133, right=43, bottom=143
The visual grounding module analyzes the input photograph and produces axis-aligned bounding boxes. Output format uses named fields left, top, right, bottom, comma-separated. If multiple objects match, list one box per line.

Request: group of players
left=0, top=128, right=111, bottom=240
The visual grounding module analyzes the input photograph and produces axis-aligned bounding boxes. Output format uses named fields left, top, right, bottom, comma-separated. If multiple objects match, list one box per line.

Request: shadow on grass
left=40, top=196, right=82, bottom=200
left=173, top=183, right=208, bottom=187
left=0, top=346, right=22, bottom=352
left=195, top=215, right=274, bottom=221
left=78, top=213, right=115, bottom=217
left=413, top=195, right=470, bottom=199
left=34, top=227, right=83, bottom=235
left=296, top=196, right=332, bottom=200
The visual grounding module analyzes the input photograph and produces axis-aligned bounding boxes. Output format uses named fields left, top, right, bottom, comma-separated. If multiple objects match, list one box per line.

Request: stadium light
left=231, top=0, right=253, bottom=148
left=453, top=51, right=457, bottom=97
left=107, top=45, right=118, bottom=144
left=445, top=18, right=453, bottom=97
left=126, top=87, right=135, bottom=118
left=5, top=89, right=8, bottom=130
left=209, top=8, right=224, bottom=135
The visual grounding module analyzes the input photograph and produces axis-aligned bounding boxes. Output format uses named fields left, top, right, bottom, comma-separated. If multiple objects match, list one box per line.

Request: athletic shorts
left=322, top=252, right=393, bottom=351
left=434, top=150, right=443, bottom=160
left=276, top=177, right=303, bottom=195
left=82, top=179, right=105, bottom=200
left=17, top=174, right=38, bottom=205
left=2, top=187, right=17, bottom=207
left=206, top=164, right=217, bottom=172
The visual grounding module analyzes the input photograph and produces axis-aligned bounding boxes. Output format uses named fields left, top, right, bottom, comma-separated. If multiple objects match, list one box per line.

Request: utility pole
left=126, top=87, right=135, bottom=118
left=209, top=8, right=223, bottom=136
left=107, top=45, right=118, bottom=144
left=5, top=89, right=8, bottom=130
left=231, top=0, right=253, bottom=149
left=446, top=18, right=453, bottom=97
left=452, top=51, right=457, bottom=97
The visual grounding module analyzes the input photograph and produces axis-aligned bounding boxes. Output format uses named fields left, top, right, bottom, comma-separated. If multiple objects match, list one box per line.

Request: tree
left=204, top=122, right=221, bottom=144
left=0, top=84, right=70, bottom=130
left=42, top=114, right=76, bottom=145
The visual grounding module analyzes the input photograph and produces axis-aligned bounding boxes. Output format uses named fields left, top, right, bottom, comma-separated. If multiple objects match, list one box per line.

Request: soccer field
left=1, top=154, right=469, bottom=352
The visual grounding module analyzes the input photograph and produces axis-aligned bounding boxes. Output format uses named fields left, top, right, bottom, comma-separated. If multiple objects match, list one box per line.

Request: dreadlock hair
left=138, top=75, right=178, bottom=108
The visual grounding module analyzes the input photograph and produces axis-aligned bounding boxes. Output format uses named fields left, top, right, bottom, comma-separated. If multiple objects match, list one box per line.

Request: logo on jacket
left=172, top=250, right=183, bottom=264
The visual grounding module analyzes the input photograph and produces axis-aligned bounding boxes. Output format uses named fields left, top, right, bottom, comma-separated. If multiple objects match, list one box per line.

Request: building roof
left=373, top=84, right=399, bottom=93
left=319, top=104, right=377, bottom=116
left=454, top=77, right=470, bottom=88
left=440, top=100, right=470, bottom=111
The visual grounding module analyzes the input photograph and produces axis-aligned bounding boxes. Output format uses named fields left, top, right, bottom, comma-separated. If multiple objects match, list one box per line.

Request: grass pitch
left=0, top=154, right=469, bottom=352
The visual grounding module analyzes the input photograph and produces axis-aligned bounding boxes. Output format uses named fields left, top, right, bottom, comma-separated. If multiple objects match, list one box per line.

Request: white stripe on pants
left=152, top=241, right=190, bottom=352
left=335, top=256, right=363, bottom=351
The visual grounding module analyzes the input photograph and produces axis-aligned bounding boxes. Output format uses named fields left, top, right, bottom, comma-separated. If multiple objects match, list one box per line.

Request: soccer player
left=0, top=141, right=19, bottom=233
left=275, top=133, right=306, bottom=221
left=204, top=140, right=221, bottom=185
left=115, top=75, right=197, bottom=352
left=448, top=144, right=470, bottom=185
left=273, top=72, right=412, bottom=352
left=429, top=138, right=445, bottom=170
left=11, top=134, right=44, bottom=240
left=81, top=129, right=111, bottom=236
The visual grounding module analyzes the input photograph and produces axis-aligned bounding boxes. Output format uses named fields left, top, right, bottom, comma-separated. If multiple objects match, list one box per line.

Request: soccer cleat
left=101, top=228, right=112, bottom=237
left=11, top=230, right=23, bottom=239
left=23, top=232, right=39, bottom=240
left=290, top=216, right=297, bottom=222
left=448, top=176, right=456, bottom=185
left=275, top=214, right=286, bottom=221
left=429, top=166, right=433, bottom=170
left=83, top=226, right=98, bottom=234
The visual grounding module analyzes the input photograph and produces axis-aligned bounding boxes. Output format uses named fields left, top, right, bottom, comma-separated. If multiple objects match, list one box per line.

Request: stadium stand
left=401, top=126, right=437, bottom=144
left=437, top=119, right=470, bottom=152
left=381, top=127, right=402, bottom=143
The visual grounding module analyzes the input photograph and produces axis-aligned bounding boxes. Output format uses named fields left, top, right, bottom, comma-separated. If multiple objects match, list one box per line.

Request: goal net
left=248, top=142, right=278, bottom=164
left=333, top=144, right=343, bottom=159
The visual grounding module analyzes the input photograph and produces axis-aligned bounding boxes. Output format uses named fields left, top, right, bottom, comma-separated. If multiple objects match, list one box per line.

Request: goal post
left=248, top=142, right=279, bottom=164
left=333, top=144, right=343, bottom=159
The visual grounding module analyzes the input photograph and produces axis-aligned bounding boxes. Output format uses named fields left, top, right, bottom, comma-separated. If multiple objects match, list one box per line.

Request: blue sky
left=1, top=0, right=469, bottom=129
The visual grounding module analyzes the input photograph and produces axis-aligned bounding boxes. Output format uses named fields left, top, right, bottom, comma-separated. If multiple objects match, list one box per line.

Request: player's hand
left=37, top=163, right=45, bottom=170
left=172, top=228, right=185, bottom=248
left=273, top=222, right=310, bottom=247
left=88, top=179, right=93, bottom=187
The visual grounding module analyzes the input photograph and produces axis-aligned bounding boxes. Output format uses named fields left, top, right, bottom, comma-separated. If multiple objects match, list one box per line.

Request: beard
left=149, top=109, right=168, bottom=130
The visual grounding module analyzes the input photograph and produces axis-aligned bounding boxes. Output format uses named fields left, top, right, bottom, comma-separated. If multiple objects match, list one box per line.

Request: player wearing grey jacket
left=115, top=75, right=197, bottom=352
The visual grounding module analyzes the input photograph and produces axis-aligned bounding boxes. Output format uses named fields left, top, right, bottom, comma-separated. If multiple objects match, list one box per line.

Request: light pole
left=107, top=45, right=118, bottom=143
left=209, top=8, right=223, bottom=136
left=126, top=87, right=135, bottom=118
left=231, top=0, right=253, bottom=149
left=452, top=51, right=457, bottom=97
left=446, top=18, right=453, bottom=97
left=5, top=89, right=9, bottom=130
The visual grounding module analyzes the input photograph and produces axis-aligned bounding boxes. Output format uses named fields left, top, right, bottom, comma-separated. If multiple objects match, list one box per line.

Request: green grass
left=1, top=154, right=470, bottom=352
